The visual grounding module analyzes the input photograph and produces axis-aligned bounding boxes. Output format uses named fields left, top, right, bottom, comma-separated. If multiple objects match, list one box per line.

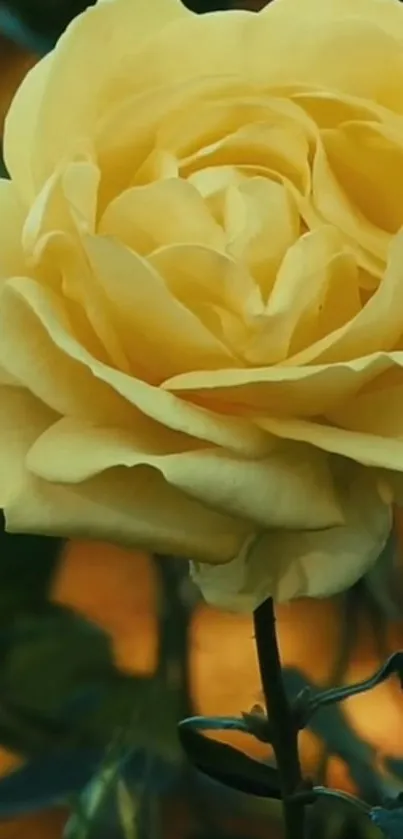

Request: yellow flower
left=2, top=0, right=403, bottom=610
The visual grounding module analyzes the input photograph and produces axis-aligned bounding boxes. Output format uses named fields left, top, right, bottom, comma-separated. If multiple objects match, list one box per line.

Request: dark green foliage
left=0, top=598, right=184, bottom=759
left=0, top=0, right=95, bottom=40
left=178, top=723, right=281, bottom=798
left=0, top=514, right=63, bottom=620
left=371, top=801, right=403, bottom=839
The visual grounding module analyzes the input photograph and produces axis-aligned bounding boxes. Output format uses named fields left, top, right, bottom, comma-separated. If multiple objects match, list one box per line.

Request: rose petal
left=0, top=385, right=251, bottom=569
left=27, top=417, right=343, bottom=530
left=4, top=0, right=190, bottom=197
left=241, top=226, right=361, bottom=364
left=82, top=234, right=238, bottom=378
left=0, top=180, right=26, bottom=280
left=284, top=228, right=403, bottom=365
left=130, top=4, right=403, bottom=110
left=257, top=416, right=403, bottom=471
left=223, top=177, right=300, bottom=295
left=163, top=352, right=403, bottom=417
left=0, top=387, right=58, bottom=508
left=4, top=54, right=53, bottom=201
left=4, top=466, right=251, bottom=566
left=324, top=120, right=403, bottom=236
left=99, top=178, right=225, bottom=254
left=191, top=467, right=391, bottom=609
left=0, top=277, right=272, bottom=456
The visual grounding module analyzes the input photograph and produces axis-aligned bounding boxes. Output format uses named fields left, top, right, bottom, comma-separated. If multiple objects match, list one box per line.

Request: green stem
left=253, top=598, right=306, bottom=839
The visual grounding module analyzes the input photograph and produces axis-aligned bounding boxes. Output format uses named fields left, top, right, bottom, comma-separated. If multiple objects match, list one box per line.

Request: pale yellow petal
left=7, top=0, right=403, bottom=209
left=0, top=278, right=271, bottom=456
left=0, top=180, right=26, bottom=280
left=0, top=387, right=58, bottom=508
left=191, top=468, right=391, bottom=610
left=149, top=244, right=259, bottom=319
left=99, top=178, right=225, bottom=254
left=328, top=379, right=403, bottom=438
left=4, top=463, right=251, bottom=565
left=292, top=87, right=393, bottom=129
left=149, top=244, right=259, bottom=353
left=5, top=0, right=190, bottom=197
left=27, top=418, right=343, bottom=530
left=82, top=234, right=238, bottom=379
left=270, top=0, right=403, bottom=39
left=0, top=394, right=251, bottom=561
left=164, top=352, right=403, bottom=417
left=323, top=120, right=403, bottom=236
left=285, top=229, right=403, bottom=365
left=95, top=78, right=247, bottom=211
left=257, top=416, right=403, bottom=472
left=4, top=54, right=53, bottom=202
left=181, top=120, right=311, bottom=197
left=0, top=277, right=136, bottom=425
left=130, top=6, right=403, bottom=111
left=0, top=367, right=19, bottom=386
left=242, top=226, right=361, bottom=365
left=224, top=178, right=300, bottom=295
left=22, top=159, right=100, bottom=258
left=308, top=135, right=390, bottom=265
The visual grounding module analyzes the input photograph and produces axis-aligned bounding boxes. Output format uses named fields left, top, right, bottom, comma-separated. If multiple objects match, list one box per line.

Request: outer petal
left=4, top=0, right=191, bottom=199
left=0, top=387, right=58, bottom=508
left=191, top=468, right=391, bottom=610
left=3, top=466, right=252, bottom=566
left=0, top=180, right=26, bottom=280
left=258, top=416, right=403, bottom=472
left=128, top=1, right=403, bottom=111
left=7, top=0, right=403, bottom=204
left=0, top=277, right=272, bottom=455
left=270, top=0, right=403, bottom=37
left=0, top=390, right=250, bottom=567
left=163, top=352, right=403, bottom=417
left=3, top=54, right=52, bottom=202
left=26, top=418, right=343, bottom=530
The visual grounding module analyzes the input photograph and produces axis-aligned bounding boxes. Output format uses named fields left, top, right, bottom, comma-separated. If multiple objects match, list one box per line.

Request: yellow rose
left=1, top=0, right=403, bottom=610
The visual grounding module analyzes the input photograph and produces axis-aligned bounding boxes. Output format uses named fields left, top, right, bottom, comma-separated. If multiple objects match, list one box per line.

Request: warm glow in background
left=2, top=27, right=403, bottom=837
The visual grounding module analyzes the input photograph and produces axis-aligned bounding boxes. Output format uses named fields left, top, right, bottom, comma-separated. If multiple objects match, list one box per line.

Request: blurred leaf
left=0, top=602, right=120, bottom=756
left=371, top=805, right=403, bottom=838
left=65, top=743, right=122, bottom=839
left=0, top=1, right=95, bottom=50
left=310, top=801, right=380, bottom=839
left=0, top=750, right=102, bottom=817
left=0, top=746, right=176, bottom=821
left=0, top=4, right=51, bottom=50
left=0, top=513, right=63, bottom=620
left=178, top=724, right=281, bottom=799
left=117, top=780, right=137, bottom=839
left=0, top=602, right=116, bottom=716
left=0, top=598, right=183, bottom=758
left=384, top=758, right=403, bottom=788
left=84, top=677, right=183, bottom=762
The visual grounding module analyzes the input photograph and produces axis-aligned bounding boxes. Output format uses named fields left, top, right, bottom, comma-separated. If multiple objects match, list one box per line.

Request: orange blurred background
left=2, top=26, right=403, bottom=838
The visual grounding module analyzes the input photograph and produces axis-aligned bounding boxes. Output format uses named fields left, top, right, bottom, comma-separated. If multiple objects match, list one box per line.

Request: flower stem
left=253, top=598, right=306, bottom=839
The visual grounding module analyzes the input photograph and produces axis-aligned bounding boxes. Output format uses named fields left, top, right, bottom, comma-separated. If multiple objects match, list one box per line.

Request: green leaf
left=0, top=0, right=94, bottom=42
left=0, top=514, right=63, bottom=621
left=1, top=603, right=116, bottom=717
left=0, top=600, right=184, bottom=759
left=178, top=724, right=281, bottom=799
left=117, top=780, right=137, bottom=839
left=0, top=602, right=119, bottom=754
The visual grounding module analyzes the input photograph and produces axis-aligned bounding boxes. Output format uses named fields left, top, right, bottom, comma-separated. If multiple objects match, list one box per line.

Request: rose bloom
left=1, top=0, right=403, bottom=610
